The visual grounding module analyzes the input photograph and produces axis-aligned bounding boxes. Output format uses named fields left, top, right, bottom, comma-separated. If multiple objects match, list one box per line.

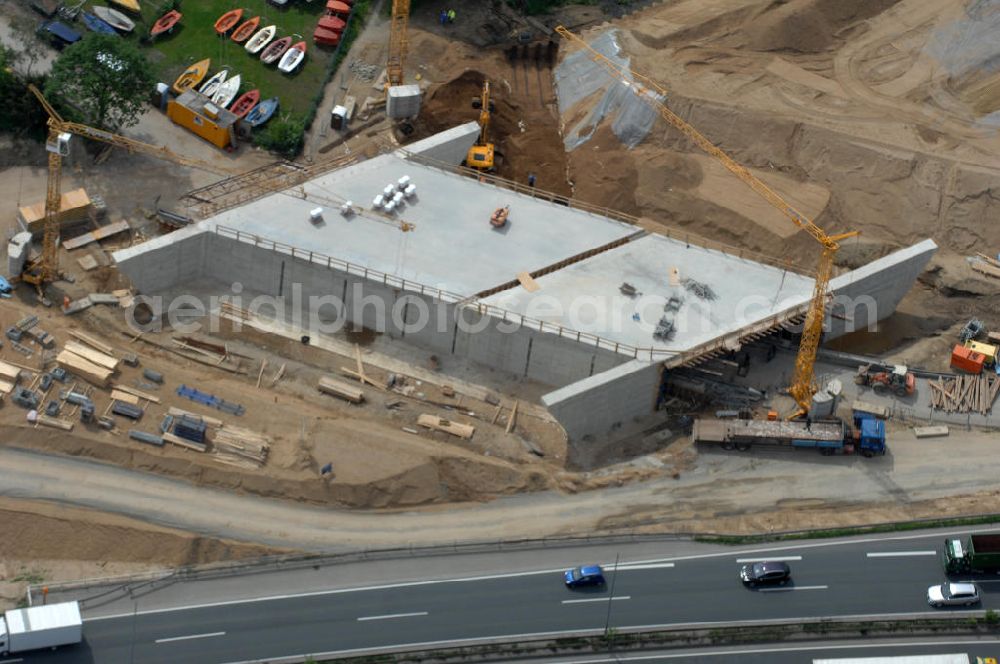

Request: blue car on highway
left=564, top=565, right=606, bottom=589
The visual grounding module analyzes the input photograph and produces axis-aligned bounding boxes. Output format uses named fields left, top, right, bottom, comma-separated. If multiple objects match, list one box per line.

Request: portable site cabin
left=167, top=90, right=238, bottom=149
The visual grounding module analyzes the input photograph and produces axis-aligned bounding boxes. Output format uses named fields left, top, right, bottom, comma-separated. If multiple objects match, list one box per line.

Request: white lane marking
left=561, top=596, right=631, bottom=605
left=609, top=563, right=675, bottom=571
left=92, top=527, right=1000, bottom=622
left=356, top=611, right=428, bottom=622
left=757, top=585, right=828, bottom=593
left=0, top=658, right=25, bottom=663
left=155, top=631, right=225, bottom=644
left=735, top=556, right=802, bottom=563
left=866, top=551, right=936, bottom=558
left=612, top=556, right=678, bottom=566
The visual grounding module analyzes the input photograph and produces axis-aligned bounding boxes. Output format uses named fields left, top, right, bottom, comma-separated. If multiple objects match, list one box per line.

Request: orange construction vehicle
left=855, top=364, right=916, bottom=397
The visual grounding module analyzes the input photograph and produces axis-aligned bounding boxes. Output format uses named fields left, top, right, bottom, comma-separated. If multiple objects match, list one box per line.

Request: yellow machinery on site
left=466, top=81, right=496, bottom=172
left=554, top=26, right=858, bottom=416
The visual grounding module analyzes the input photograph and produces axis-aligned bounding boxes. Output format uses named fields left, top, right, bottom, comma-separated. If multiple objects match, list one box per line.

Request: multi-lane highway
left=14, top=529, right=1000, bottom=663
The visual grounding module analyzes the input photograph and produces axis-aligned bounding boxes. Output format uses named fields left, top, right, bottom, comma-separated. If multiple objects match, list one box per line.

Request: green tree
left=0, top=45, right=48, bottom=138
left=253, top=114, right=305, bottom=158
left=45, top=34, right=154, bottom=131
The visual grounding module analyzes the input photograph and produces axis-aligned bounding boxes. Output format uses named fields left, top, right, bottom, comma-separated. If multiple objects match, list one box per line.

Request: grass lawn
left=83, top=0, right=340, bottom=118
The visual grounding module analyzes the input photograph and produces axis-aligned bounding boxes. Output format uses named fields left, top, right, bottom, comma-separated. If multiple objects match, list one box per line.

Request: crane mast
left=554, top=26, right=858, bottom=414
left=386, top=0, right=411, bottom=88
left=24, top=85, right=414, bottom=302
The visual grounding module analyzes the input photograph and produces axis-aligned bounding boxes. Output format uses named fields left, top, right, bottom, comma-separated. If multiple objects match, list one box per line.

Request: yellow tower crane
left=554, top=26, right=858, bottom=416
left=23, top=85, right=414, bottom=304
left=386, top=0, right=411, bottom=88
left=22, top=84, right=231, bottom=302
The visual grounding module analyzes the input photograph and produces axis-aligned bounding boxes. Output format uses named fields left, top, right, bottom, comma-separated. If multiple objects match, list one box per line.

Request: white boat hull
left=212, top=74, right=241, bottom=108
left=199, top=70, right=227, bottom=97
left=278, top=48, right=304, bottom=73
left=245, top=26, right=276, bottom=54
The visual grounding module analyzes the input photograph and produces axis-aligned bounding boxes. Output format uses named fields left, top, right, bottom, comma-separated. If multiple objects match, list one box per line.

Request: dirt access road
left=4, top=420, right=1000, bottom=552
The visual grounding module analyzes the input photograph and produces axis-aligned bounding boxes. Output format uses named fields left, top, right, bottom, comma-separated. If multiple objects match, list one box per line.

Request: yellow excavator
left=466, top=80, right=496, bottom=172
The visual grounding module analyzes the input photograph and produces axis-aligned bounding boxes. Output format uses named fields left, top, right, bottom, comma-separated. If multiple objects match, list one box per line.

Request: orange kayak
left=150, top=9, right=181, bottom=37
left=214, top=8, right=243, bottom=35
left=230, top=15, right=260, bottom=43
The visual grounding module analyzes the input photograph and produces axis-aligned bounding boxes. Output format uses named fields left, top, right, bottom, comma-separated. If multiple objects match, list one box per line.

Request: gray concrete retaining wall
left=542, top=359, right=662, bottom=442
left=403, top=122, right=481, bottom=165
left=115, top=229, right=208, bottom=294
left=827, top=239, right=938, bottom=339
left=128, top=233, right=629, bottom=388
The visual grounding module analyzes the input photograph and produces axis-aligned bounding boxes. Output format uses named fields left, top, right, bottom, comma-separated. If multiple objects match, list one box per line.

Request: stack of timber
left=56, top=347, right=116, bottom=387
left=972, top=253, right=1000, bottom=280
left=417, top=414, right=475, bottom=439
left=929, top=374, right=1000, bottom=414
left=317, top=375, right=364, bottom=403
left=69, top=330, right=115, bottom=355
left=64, top=341, right=120, bottom=371
left=212, top=425, right=270, bottom=468
left=17, top=188, right=93, bottom=236
left=0, top=360, right=21, bottom=396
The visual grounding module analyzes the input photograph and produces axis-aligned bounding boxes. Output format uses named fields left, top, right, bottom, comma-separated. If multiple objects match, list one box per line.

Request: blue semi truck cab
left=852, top=413, right=887, bottom=457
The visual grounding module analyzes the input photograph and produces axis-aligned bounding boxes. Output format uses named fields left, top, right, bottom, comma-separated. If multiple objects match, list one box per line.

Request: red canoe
left=230, top=15, right=260, bottom=43
left=326, top=0, right=351, bottom=13
left=313, top=26, right=341, bottom=46
left=150, top=10, right=182, bottom=37
left=214, top=8, right=243, bottom=35
left=229, top=89, right=260, bottom=118
left=260, top=35, right=292, bottom=64
left=318, top=15, right=346, bottom=31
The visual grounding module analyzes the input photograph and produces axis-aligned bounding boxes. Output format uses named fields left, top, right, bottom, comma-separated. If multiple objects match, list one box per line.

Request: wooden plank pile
left=417, top=414, right=475, bottom=440
left=317, top=375, right=364, bottom=404
left=56, top=341, right=119, bottom=387
left=929, top=373, right=1000, bottom=414
left=212, top=425, right=270, bottom=468
left=972, top=254, right=1000, bottom=280
left=62, top=220, right=130, bottom=250
left=0, top=360, right=21, bottom=397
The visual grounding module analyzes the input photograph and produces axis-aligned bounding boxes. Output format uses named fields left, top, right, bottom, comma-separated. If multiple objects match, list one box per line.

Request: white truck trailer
left=0, top=601, right=82, bottom=655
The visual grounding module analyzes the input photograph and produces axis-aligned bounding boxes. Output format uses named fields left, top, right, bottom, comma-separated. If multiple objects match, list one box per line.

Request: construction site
left=5, top=0, right=1000, bottom=600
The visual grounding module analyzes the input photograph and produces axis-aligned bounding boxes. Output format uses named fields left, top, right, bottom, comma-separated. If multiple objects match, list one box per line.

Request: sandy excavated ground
left=557, top=0, right=1000, bottom=337
left=0, top=497, right=282, bottom=609
left=5, top=0, right=1000, bottom=587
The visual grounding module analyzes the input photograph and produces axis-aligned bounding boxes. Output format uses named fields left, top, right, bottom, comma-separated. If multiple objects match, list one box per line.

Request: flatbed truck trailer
left=692, top=416, right=886, bottom=457
left=0, top=601, right=82, bottom=655
left=943, top=534, right=1000, bottom=574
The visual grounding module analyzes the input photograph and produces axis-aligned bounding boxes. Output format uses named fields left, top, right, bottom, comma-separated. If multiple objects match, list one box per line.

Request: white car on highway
left=927, top=582, right=980, bottom=607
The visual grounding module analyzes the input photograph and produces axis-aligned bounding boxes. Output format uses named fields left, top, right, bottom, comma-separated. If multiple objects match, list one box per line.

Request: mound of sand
left=743, top=0, right=904, bottom=53
left=312, top=420, right=552, bottom=507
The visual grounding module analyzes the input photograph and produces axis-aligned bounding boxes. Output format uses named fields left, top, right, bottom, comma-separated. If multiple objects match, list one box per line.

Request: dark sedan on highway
left=740, top=561, right=791, bottom=587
